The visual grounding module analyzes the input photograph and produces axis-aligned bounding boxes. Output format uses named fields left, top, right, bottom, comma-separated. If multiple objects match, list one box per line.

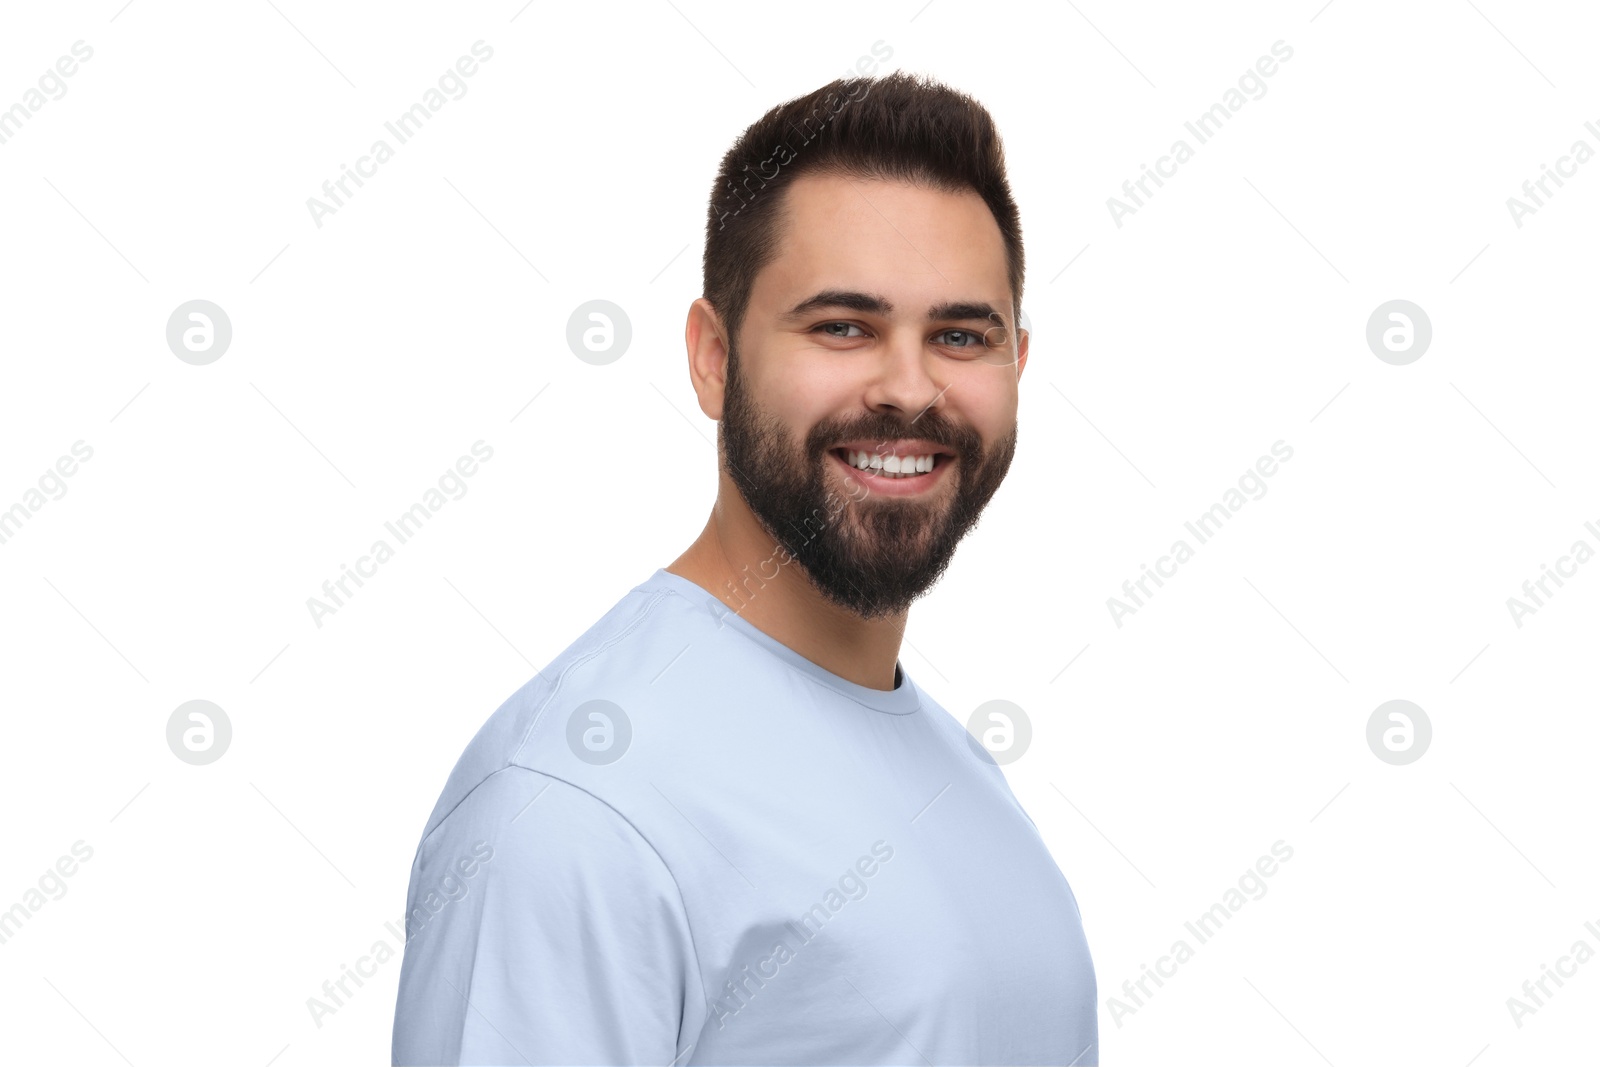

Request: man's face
left=718, top=171, right=1027, bottom=620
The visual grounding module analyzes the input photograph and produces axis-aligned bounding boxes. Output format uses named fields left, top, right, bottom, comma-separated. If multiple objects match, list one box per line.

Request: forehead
left=752, top=171, right=1010, bottom=316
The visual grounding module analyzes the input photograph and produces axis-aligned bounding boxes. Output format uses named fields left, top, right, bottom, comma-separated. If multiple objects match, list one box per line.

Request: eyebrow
left=780, top=289, right=1001, bottom=323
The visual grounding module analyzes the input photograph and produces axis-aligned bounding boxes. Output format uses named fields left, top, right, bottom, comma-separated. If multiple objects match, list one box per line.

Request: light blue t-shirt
left=393, top=568, right=1097, bottom=1065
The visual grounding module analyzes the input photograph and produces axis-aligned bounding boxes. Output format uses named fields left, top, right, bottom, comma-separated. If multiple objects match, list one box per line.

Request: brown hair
left=701, top=71, right=1024, bottom=352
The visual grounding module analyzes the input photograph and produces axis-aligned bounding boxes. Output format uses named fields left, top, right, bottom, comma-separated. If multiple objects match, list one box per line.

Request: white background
left=1, top=1, right=1596, bottom=1064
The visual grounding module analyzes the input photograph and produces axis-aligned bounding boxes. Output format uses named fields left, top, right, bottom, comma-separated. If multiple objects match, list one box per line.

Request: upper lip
left=830, top=439, right=956, bottom=457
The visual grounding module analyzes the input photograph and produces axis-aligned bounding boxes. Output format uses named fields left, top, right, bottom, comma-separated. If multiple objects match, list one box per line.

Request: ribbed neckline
left=639, top=569, right=922, bottom=716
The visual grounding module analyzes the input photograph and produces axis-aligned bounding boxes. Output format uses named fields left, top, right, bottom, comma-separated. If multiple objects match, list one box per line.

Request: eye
left=814, top=321, right=867, bottom=339
left=934, top=328, right=986, bottom=349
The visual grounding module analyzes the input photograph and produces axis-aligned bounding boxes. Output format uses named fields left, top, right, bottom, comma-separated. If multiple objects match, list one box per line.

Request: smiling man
left=394, top=71, right=1097, bottom=1066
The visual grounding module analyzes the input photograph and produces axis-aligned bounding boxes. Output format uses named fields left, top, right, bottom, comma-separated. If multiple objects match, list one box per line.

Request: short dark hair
left=702, top=71, right=1024, bottom=352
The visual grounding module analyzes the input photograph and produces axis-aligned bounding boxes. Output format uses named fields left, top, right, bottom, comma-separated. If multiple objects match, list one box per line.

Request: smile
left=834, top=448, right=942, bottom=477
left=828, top=446, right=953, bottom=496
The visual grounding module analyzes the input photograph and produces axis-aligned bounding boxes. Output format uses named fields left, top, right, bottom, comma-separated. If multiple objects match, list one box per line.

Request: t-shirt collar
left=642, top=568, right=922, bottom=716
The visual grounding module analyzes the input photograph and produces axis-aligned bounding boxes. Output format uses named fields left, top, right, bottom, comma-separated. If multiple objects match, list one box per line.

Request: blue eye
left=811, top=322, right=989, bottom=353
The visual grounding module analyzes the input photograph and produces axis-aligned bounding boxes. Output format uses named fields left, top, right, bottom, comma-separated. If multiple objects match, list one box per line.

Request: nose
left=861, top=326, right=949, bottom=423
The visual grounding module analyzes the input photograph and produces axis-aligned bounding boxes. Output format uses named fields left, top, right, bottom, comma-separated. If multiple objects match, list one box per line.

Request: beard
left=718, top=341, right=1017, bottom=620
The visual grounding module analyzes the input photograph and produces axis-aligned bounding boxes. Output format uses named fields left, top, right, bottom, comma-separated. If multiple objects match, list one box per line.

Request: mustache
left=805, top=416, right=976, bottom=456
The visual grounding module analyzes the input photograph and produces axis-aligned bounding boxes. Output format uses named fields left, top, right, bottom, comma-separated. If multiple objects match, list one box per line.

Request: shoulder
left=414, top=577, right=720, bottom=844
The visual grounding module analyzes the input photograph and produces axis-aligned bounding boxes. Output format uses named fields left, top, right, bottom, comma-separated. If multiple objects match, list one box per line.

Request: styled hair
left=702, top=71, right=1024, bottom=351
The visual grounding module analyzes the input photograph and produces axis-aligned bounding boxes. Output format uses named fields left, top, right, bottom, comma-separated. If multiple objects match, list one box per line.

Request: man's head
left=687, top=71, right=1027, bottom=620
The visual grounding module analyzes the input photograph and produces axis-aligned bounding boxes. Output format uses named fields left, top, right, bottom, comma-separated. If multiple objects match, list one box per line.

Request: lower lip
left=828, top=450, right=952, bottom=497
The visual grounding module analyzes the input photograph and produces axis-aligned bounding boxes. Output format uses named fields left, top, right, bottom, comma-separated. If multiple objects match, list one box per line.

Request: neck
left=666, top=475, right=907, bottom=691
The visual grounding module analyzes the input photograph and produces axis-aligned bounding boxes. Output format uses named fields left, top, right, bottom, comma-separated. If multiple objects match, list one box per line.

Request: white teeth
left=841, top=449, right=937, bottom=477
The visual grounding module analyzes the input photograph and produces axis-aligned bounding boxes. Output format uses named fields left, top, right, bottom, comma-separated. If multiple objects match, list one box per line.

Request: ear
left=685, top=297, right=730, bottom=420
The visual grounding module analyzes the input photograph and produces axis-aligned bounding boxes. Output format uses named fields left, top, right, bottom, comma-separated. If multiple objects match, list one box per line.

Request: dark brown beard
left=718, top=342, right=1017, bottom=619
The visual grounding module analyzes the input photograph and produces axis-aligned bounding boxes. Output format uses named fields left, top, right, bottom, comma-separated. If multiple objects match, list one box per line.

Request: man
left=393, top=70, right=1097, bottom=1065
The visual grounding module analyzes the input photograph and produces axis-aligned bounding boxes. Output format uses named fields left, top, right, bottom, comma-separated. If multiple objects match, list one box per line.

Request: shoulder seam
left=421, top=764, right=710, bottom=1046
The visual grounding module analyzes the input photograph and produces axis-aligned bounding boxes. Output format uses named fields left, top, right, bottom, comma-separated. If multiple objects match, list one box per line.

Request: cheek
left=952, top=376, right=1017, bottom=441
left=763, top=363, right=857, bottom=432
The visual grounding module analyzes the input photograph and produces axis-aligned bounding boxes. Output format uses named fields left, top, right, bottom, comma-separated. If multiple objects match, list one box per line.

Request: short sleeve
left=392, top=768, right=705, bottom=1066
